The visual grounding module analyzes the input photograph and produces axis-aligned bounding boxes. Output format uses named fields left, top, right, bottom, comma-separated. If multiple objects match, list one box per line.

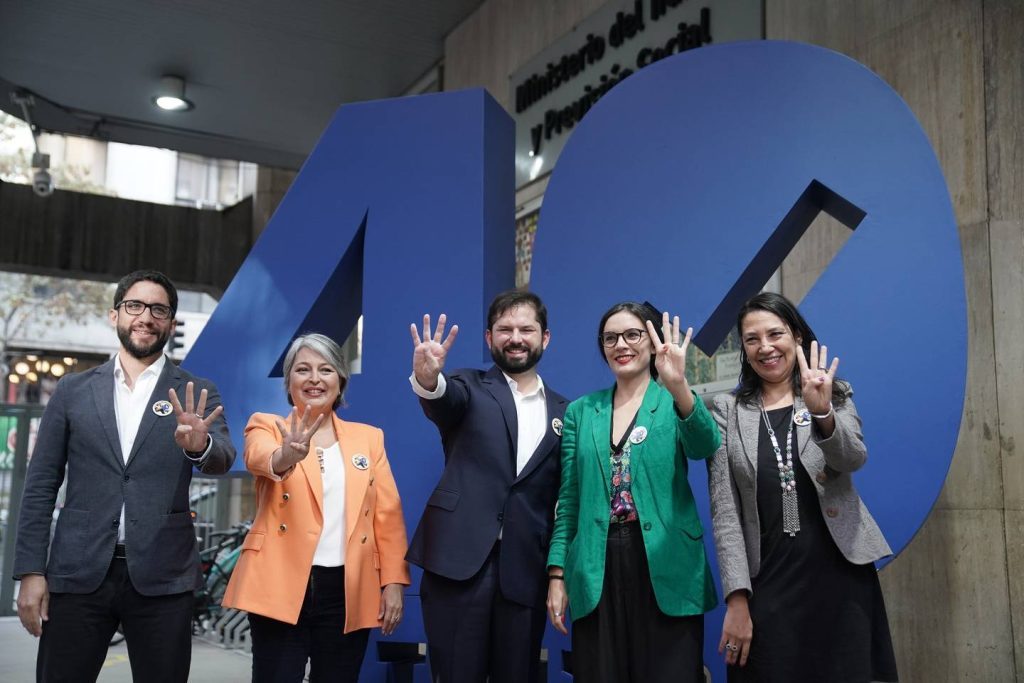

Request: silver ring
left=817, top=366, right=827, bottom=371
left=726, top=643, right=739, bottom=652
left=554, top=611, right=562, bottom=617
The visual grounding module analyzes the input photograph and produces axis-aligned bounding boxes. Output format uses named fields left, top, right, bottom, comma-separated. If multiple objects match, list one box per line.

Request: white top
left=113, top=354, right=166, bottom=542
left=312, top=442, right=347, bottom=567
left=504, top=374, right=548, bottom=476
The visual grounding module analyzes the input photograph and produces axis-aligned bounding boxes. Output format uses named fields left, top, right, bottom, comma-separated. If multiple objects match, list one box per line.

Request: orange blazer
left=222, top=412, right=410, bottom=632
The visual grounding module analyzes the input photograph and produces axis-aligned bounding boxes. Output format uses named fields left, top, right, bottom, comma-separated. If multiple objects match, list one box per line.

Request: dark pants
left=420, top=542, right=547, bottom=683
left=37, top=557, right=193, bottom=683
left=248, top=565, right=370, bottom=683
left=571, top=521, right=705, bottom=683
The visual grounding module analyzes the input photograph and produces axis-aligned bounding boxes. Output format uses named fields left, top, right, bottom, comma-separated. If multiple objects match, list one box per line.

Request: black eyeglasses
left=115, top=300, right=173, bottom=320
left=600, top=328, right=646, bottom=347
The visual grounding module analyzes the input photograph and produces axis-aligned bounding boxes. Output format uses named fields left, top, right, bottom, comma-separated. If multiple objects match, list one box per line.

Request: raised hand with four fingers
left=644, top=311, right=696, bottom=416
left=169, top=381, right=224, bottom=454
left=410, top=313, right=459, bottom=391
left=272, top=407, right=326, bottom=475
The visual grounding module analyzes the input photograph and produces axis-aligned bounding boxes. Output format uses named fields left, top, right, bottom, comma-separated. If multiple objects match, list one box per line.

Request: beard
left=490, top=341, right=544, bottom=375
left=117, top=322, right=171, bottom=360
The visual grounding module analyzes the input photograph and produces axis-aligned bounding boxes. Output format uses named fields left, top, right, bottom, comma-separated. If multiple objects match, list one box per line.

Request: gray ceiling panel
left=0, top=0, right=483, bottom=168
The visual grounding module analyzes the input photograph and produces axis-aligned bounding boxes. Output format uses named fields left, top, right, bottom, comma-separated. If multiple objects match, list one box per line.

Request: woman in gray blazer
left=708, top=292, right=898, bottom=682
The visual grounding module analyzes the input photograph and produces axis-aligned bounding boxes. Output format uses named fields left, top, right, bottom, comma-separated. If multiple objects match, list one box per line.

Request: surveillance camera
left=32, top=169, right=54, bottom=197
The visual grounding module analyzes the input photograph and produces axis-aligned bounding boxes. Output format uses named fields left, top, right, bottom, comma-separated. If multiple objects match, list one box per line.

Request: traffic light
left=168, top=320, right=185, bottom=354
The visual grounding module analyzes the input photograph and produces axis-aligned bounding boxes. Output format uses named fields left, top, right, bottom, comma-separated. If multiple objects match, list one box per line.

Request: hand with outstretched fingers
left=169, top=382, right=224, bottom=453
left=645, top=312, right=693, bottom=391
left=796, top=341, right=839, bottom=415
left=645, top=311, right=696, bottom=415
left=410, top=313, right=459, bottom=392
left=272, top=407, right=326, bottom=474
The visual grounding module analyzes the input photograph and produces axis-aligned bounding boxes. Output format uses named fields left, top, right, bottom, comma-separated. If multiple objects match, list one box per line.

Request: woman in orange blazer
left=222, top=333, right=410, bottom=682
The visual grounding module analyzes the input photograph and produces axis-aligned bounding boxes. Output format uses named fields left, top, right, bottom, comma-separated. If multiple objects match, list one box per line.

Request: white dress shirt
left=504, top=374, right=548, bottom=476
left=112, top=354, right=210, bottom=543
left=113, top=354, right=166, bottom=542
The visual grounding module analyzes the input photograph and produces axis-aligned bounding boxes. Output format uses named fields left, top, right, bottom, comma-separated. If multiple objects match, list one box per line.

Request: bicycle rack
left=212, top=608, right=250, bottom=650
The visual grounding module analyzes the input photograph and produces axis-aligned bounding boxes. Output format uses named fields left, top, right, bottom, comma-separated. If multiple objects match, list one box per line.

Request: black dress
left=728, top=406, right=899, bottom=683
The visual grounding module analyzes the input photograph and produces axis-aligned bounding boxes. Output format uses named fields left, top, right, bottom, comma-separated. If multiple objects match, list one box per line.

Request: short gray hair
left=282, top=333, right=349, bottom=409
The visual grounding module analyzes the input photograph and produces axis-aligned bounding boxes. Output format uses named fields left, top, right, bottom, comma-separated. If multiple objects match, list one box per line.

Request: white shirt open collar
left=501, top=371, right=546, bottom=400
left=113, top=353, right=166, bottom=388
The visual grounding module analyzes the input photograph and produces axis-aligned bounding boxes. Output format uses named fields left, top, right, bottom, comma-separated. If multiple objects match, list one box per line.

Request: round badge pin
left=629, top=426, right=648, bottom=444
left=152, top=400, right=173, bottom=416
left=552, top=418, right=563, bottom=437
left=794, top=409, right=812, bottom=426
left=352, top=454, right=369, bottom=470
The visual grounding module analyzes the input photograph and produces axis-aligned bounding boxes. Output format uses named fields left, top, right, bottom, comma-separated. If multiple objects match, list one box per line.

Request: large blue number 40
left=186, top=41, right=965, bottom=682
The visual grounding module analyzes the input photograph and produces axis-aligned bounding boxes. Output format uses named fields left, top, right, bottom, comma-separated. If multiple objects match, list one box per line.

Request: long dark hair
left=734, top=292, right=849, bottom=406
left=598, top=301, right=663, bottom=379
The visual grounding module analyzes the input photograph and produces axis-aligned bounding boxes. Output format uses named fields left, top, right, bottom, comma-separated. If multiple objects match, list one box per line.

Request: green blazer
left=547, top=378, right=720, bottom=621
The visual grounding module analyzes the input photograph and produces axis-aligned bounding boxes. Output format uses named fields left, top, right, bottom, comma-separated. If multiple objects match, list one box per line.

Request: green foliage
left=0, top=272, right=114, bottom=359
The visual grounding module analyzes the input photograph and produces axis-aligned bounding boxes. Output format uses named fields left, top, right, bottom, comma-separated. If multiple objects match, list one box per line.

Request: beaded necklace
left=760, top=400, right=800, bottom=537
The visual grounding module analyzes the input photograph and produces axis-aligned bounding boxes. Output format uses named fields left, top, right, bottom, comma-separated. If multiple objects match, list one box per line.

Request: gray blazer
left=13, top=358, right=235, bottom=595
left=708, top=390, right=891, bottom=598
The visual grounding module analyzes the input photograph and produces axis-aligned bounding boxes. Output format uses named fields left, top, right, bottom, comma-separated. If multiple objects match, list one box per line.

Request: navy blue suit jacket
left=406, top=366, right=568, bottom=607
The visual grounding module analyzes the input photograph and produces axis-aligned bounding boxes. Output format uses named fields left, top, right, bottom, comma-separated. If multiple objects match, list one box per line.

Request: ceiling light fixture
left=153, top=75, right=194, bottom=112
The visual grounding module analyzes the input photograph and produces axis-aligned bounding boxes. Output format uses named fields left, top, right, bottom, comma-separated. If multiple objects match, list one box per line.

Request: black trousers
left=248, top=565, right=370, bottom=683
left=571, top=521, right=705, bottom=683
left=420, top=542, right=547, bottom=683
left=37, top=557, right=193, bottom=683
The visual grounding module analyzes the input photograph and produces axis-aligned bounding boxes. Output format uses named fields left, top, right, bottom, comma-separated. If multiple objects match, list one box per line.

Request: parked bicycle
left=193, top=520, right=251, bottom=635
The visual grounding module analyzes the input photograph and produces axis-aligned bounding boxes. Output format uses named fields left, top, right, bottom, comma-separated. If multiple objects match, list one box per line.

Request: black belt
left=113, top=543, right=127, bottom=559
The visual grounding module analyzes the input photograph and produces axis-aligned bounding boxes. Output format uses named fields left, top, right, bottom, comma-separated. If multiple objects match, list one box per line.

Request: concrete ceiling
left=0, top=0, right=483, bottom=169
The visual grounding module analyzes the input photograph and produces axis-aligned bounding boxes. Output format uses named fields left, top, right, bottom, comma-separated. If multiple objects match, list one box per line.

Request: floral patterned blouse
left=609, top=409, right=640, bottom=523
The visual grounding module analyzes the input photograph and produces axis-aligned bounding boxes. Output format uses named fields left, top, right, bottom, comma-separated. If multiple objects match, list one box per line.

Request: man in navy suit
left=13, top=269, right=235, bottom=682
left=407, top=290, right=568, bottom=683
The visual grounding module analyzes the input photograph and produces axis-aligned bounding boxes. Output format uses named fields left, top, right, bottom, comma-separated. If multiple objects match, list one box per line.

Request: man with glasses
left=13, top=269, right=235, bottom=682
left=407, top=290, right=569, bottom=683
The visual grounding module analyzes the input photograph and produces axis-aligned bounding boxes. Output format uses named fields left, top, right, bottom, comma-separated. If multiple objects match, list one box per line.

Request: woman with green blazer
left=546, top=302, right=721, bottom=682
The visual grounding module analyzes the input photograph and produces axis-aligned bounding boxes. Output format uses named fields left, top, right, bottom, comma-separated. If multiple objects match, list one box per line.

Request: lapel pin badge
left=629, top=426, right=648, bottom=444
left=552, top=417, right=563, bottom=437
left=352, top=454, right=369, bottom=470
left=794, top=409, right=812, bottom=426
left=152, top=400, right=173, bottom=416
